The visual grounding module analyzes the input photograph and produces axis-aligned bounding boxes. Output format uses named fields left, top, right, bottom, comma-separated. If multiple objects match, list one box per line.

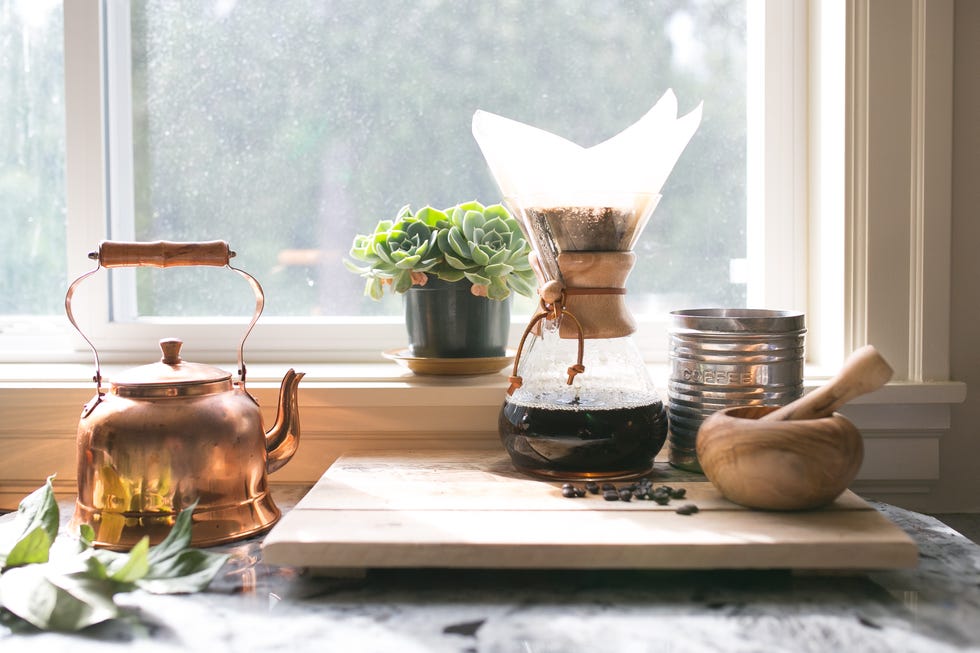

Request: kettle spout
left=265, top=369, right=305, bottom=474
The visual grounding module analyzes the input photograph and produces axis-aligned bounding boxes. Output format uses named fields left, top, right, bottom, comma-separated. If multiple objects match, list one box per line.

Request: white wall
left=900, top=0, right=980, bottom=513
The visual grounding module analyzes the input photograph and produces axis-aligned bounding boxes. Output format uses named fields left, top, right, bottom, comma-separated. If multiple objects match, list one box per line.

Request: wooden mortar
left=696, top=405, right=863, bottom=510
left=696, top=345, right=893, bottom=511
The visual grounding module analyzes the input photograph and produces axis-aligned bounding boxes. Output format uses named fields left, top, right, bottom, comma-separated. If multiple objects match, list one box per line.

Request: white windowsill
left=0, top=360, right=966, bottom=511
left=0, top=360, right=966, bottom=402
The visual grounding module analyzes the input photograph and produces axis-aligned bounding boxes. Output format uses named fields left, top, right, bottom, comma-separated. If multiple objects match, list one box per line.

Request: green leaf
left=0, top=564, right=119, bottom=631
left=145, top=505, right=195, bottom=568
left=107, top=536, right=150, bottom=583
left=137, top=548, right=229, bottom=595
left=3, top=527, right=52, bottom=568
left=463, top=271, right=491, bottom=286
left=435, top=228, right=451, bottom=254
left=455, top=200, right=484, bottom=214
left=392, top=271, right=413, bottom=294
left=487, top=277, right=511, bottom=301
left=0, top=475, right=58, bottom=568
left=470, top=245, right=491, bottom=267
left=483, top=204, right=511, bottom=221
left=0, top=485, right=228, bottom=632
left=367, top=278, right=383, bottom=300
left=484, top=263, right=514, bottom=278
left=488, top=248, right=509, bottom=266
left=373, top=219, right=394, bottom=233
left=461, top=210, right=485, bottom=241
left=433, top=267, right=465, bottom=282
left=74, top=523, right=95, bottom=556
left=393, top=254, right=421, bottom=269
left=447, top=227, right=470, bottom=259
left=507, top=271, right=537, bottom=298
left=482, top=217, right=509, bottom=235
left=372, top=242, right=394, bottom=264
left=443, top=251, right=470, bottom=271
left=414, top=206, right=447, bottom=227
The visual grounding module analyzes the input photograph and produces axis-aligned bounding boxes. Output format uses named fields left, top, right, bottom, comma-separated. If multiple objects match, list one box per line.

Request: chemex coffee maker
left=473, top=90, right=701, bottom=480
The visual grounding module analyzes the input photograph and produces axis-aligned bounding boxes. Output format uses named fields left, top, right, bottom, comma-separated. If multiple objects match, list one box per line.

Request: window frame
left=1, top=0, right=955, bottom=382
left=49, top=0, right=807, bottom=366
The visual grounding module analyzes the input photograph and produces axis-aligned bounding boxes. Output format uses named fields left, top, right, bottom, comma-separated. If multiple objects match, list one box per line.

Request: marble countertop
left=2, top=485, right=979, bottom=653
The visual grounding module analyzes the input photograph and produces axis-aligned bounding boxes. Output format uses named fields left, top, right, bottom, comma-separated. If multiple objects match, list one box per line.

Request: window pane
left=0, top=0, right=66, bottom=317
left=123, top=0, right=746, bottom=320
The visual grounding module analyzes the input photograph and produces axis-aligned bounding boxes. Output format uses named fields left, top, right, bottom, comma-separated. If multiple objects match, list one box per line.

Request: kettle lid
left=110, top=338, right=232, bottom=388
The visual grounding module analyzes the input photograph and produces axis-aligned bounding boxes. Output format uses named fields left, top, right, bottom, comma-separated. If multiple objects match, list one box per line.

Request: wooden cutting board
left=261, top=450, right=918, bottom=571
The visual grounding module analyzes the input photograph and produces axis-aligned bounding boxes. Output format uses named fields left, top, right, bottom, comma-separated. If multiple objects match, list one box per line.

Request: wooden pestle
left=760, top=345, right=893, bottom=421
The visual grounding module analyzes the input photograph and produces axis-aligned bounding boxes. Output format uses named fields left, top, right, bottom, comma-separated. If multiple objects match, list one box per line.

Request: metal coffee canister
left=667, top=308, right=806, bottom=472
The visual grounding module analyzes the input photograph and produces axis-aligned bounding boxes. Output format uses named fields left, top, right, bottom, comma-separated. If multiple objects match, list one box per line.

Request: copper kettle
left=65, top=241, right=304, bottom=549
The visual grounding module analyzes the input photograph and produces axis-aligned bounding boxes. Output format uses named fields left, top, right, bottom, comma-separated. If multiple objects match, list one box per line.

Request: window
left=114, top=1, right=750, bottom=321
left=4, top=0, right=811, bottom=364
left=0, top=1, right=66, bottom=322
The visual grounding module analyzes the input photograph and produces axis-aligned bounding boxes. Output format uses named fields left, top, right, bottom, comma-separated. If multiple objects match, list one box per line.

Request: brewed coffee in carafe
left=473, top=91, right=702, bottom=480
left=499, top=195, right=667, bottom=479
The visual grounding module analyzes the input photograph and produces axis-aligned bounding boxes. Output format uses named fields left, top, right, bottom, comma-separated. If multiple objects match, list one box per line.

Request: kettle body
left=65, top=241, right=303, bottom=549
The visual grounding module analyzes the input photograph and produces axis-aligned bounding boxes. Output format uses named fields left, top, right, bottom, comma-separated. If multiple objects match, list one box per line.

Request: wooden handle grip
left=761, top=345, right=893, bottom=421
left=95, top=240, right=233, bottom=268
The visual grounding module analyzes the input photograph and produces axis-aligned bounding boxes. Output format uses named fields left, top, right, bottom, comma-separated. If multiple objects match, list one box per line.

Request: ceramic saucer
left=382, top=348, right=515, bottom=376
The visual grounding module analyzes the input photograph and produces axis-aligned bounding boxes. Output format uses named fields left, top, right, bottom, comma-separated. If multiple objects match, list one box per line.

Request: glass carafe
left=499, top=194, right=668, bottom=480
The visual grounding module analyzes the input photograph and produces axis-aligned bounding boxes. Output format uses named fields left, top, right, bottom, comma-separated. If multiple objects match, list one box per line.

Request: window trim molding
left=844, top=0, right=953, bottom=382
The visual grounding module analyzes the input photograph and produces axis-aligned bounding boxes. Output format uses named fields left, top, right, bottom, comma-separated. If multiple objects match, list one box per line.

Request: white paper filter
left=472, top=89, right=703, bottom=208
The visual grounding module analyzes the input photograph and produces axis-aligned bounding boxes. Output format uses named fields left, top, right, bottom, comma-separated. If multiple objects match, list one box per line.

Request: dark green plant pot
left=404, top=275, right=511, bottom=358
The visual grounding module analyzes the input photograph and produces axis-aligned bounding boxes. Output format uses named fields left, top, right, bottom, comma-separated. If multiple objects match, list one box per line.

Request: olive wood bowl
left=696, top=405, right=863, bottom=511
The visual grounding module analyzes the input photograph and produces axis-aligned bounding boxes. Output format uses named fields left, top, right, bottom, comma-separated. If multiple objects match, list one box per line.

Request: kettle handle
left=65, top=240, right=265, bottom=398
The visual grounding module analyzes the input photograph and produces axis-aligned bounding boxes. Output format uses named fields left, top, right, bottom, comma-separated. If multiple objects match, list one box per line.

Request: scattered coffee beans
left=561, top=483, right=587, bottom=498
left=557, top=481, right=697, bottom=514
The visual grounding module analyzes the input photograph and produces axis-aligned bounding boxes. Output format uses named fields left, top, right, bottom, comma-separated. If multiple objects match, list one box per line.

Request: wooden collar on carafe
left=541, top=251, right=637, bottom=340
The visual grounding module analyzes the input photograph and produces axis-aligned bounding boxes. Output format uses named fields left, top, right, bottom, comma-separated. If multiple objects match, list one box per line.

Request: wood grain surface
left=261, top=450, right=918, bottom=571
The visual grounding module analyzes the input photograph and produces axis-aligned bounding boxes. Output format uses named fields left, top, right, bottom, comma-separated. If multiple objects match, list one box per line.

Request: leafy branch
left=0, top=477, right=228, bottom=632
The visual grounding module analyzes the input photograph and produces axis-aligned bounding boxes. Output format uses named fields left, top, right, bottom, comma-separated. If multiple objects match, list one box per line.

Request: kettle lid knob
left=160, top=338, right=183, bottom=366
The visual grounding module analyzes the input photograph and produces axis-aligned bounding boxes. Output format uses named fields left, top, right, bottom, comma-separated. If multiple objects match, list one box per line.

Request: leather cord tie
left=507, top=281, right=586, bottom=396
left=563, top=287, right=627, bottom=295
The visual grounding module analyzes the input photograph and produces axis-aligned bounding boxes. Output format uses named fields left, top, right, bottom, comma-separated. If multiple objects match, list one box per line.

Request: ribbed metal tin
left=667, top=308, right=806, bottom=472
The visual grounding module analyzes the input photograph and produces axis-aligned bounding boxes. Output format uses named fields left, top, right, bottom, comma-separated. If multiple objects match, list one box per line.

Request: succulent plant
left=345, top=201, right=536, bottom=301
left=344, top=205, right=441, bottom=300
left=432, top=201, right=536, bottom=300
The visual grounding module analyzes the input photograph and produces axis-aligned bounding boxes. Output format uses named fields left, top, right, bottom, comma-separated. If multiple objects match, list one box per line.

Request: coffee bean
left=675, top=503, right=699, bottom=515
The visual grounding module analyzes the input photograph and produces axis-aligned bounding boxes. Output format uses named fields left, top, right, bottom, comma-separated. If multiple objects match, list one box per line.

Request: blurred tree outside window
left=0, top=0, right=66, bottom=318
left=121, top=0, right=747, bottom=321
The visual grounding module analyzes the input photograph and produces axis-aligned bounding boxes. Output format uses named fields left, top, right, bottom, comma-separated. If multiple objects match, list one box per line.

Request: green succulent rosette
left=345, top=201, right=535, bottom=301
left=432, top=201, right=536, bottom=300
left=344, top=205, right=441, bottom=300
